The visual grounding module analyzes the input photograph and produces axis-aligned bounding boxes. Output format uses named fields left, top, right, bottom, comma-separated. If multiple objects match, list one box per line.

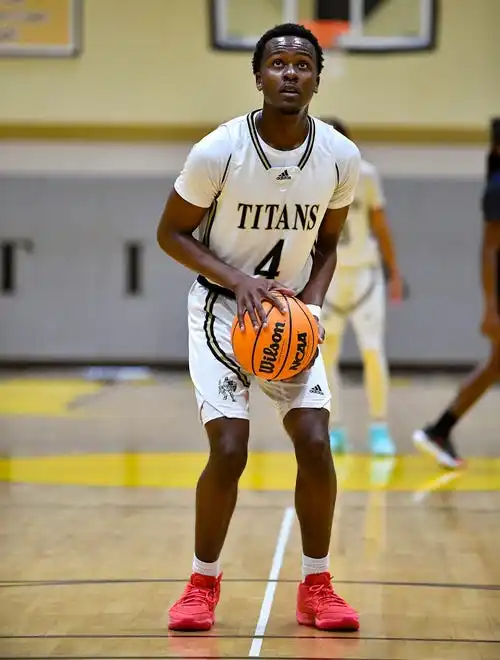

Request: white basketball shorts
left=188, top=279, right=331, bottom=425
left=322, top=265, right=385, bottom=351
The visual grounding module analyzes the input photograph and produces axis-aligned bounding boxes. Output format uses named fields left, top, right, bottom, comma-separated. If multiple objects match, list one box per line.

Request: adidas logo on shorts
left=276, top=169, right=292, bottom=181
left=309, top=384, right=324, bottom=395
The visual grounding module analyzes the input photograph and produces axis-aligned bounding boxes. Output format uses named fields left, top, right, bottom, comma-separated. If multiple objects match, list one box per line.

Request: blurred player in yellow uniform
left=322, top=119, right=404, bottom=456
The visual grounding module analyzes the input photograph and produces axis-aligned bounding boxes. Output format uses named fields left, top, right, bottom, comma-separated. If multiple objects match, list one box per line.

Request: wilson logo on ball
left=231, top=294, right=319, bottom=382
left=259, top=321, right=286, bottom=375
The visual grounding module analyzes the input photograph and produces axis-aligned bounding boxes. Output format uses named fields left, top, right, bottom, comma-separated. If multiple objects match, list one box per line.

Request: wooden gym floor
left=0, top=369, right=499, bottom=659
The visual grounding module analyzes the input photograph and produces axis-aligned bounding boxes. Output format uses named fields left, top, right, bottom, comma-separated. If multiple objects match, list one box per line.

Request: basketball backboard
left=208, top=0, right=438, bottom=53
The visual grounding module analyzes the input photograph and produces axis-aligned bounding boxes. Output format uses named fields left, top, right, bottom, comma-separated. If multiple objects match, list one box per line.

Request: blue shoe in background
left=329, top=427, right=348, bottom=453
left=369, top=423, right=396, bottom=456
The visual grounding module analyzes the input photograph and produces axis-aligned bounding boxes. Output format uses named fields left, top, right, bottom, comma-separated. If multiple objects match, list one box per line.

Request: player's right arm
left=480, top=181, right=500, bottom=340
left=156, top=131, right=292, bottom=329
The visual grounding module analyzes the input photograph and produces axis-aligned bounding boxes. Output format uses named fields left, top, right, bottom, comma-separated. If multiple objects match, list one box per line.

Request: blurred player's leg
left=322, top=272, right=350, bottom=452
left=321, top=334, right=348, bottom=452
left=413, top=340, right=500, bottom=469
left=351, top=268, right=395, bottom=456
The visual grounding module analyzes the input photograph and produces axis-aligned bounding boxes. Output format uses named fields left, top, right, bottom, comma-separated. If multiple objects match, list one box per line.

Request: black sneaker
left=412, top=426, right=465, bottom=469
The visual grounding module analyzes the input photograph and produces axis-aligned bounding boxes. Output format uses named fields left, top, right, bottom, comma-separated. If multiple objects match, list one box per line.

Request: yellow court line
left=0, top=379, right=104, bottom=417
left=0, top=453, right=498, bottom=492
left=363, top=458, right=397, bottom=559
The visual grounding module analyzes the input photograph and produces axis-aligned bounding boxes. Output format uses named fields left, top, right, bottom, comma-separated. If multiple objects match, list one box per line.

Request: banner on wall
left=0, top=0, right=81, bottom=57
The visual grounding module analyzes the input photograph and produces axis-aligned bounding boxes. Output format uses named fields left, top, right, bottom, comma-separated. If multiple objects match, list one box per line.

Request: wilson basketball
left=231, top=294, right=319, bottom=381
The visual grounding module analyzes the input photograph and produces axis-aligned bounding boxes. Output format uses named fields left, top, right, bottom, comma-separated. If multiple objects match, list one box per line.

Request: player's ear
left=255, top=73, right=263, bottom=92
left=314, top=75, right=320, bottom=93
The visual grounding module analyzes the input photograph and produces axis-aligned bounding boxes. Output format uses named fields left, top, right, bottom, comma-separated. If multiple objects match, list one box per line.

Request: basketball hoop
left=300, top=19, right=349, bottom=80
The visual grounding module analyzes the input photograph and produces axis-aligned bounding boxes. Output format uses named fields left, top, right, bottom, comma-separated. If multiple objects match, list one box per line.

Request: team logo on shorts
left=218, top=376, right=237, bottom=402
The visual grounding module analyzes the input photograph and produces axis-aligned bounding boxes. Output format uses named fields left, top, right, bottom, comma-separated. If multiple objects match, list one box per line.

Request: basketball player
left=157, top=24, right=361, bottom=631
left=320, top=119, right=404, bottom=456
left=413, top=118, right=500, bottom=468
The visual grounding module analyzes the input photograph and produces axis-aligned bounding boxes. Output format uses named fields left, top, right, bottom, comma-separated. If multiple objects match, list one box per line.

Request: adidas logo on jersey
left=276, top=169, right=292, bottom=181
left=309, top=384, right=324, bottom=395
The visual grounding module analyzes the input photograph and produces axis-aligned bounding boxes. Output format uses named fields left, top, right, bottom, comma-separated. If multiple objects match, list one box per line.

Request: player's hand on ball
left=233, top=275, right=295, bottom=331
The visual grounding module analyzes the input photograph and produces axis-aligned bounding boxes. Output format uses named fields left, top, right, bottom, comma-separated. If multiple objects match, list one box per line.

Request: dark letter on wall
left=0, top=240, right=34, bottom=295
left=124, top=242, right=143, bottom=296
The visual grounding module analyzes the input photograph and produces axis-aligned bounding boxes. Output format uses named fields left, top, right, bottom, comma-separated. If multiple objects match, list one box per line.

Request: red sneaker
left=168, top=573, right=221, bottom=631
left=296, top=572, right=359, bottom=631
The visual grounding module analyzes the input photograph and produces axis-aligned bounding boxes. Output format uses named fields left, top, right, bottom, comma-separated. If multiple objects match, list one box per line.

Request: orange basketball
left=231, top=294, right=319, bottom=381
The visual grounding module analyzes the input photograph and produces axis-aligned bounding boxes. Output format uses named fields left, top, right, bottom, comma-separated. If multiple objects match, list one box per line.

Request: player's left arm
left=366, top=168, right=405, bottom=302
left=369, top=208, right=405, bottom=301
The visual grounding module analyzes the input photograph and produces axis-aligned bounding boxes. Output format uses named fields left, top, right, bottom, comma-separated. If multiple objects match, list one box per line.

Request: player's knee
left=361, top=344, right=385, bottom=362
left=291, top=419, right=331, bottom=469
left=209, top=431, right=248, bottom=481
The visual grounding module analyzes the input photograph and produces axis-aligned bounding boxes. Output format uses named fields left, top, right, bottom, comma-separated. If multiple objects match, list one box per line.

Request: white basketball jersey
left=174, top=111, right=361, bottom=293
left=336, top=159, right=385, bottom=268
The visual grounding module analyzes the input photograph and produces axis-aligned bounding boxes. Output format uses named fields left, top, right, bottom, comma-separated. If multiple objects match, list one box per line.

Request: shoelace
left=308, top=583, right=347, bottom=608
left=177, top=583, right=216, bottom=608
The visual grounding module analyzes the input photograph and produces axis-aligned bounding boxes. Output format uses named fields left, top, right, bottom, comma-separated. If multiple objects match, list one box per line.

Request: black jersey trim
left=202, top=201, right=218, bottom=247
left=203, top=291, right=250, bottom=387
left=197, top=275, right=235, bottom=300
left=297, top=117, right=315, bottom=170
left=202, top=155, right=232, bottom=247
left=247, top=111, right=315, bottom=172
left=247, top=110, right=272, bottom=170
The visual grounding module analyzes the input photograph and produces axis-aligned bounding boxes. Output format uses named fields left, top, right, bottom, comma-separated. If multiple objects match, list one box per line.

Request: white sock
left=192, top=555, right=220, bottom=577
left=302, top=553, right=329, bottom=579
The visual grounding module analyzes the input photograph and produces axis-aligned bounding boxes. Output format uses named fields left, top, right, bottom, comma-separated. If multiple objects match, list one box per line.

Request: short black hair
left=329, top=117, right=351, bottom=140
left=252, top=23, right=324, bottom=75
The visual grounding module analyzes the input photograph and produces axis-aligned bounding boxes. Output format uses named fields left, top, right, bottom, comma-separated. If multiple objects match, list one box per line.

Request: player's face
left=256, top=36, right=319, bottom=114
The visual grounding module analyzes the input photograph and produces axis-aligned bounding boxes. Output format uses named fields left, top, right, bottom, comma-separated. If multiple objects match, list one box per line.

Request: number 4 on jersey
left=254, top=239, right=284, bottom=280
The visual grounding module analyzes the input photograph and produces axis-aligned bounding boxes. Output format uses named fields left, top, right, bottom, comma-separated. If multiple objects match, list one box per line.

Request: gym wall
left=0, top=0, right=498, bottom=129
left=0, top=0, right=497, bottom=367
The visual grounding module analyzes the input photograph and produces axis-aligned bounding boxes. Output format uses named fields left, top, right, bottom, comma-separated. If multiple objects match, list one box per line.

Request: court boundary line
left=3, top=634, right=500, bottom=643
left=1, top=578, right=498, bottom=591
left=0, top=656, right=402, bottom=660
left=2, top=500, right=499, bottom=514
left=248, top=506, right=294, bottom=657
